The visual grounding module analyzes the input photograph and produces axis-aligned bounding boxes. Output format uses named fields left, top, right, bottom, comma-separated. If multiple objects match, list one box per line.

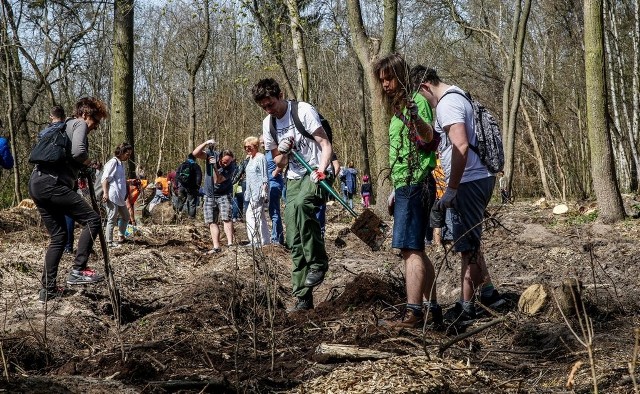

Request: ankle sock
left=422, top=301, right=441, bottom=312
left=481, top=283, right=495, bottom=298
left=407, top=303, right=423, bottom=316
left=461, top=300, right=475, bottom=314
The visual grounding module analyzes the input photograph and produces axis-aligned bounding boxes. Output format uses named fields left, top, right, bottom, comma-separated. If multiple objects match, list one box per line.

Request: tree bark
left=504, top=0, right=532, bottom=192
left=186, top=0, right=211, bottom=152
left=111, top=0, right=135, bottom=174
left=286, top=0, right=308, bottom=101
left=522, top=102, right=552, bottom=200
left=584, top=0, right=625, bottom=222
left=346, top=0, right=397, bottom=217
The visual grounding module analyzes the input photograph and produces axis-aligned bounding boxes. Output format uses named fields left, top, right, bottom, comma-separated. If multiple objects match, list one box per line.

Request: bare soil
left=0, top=198, right=639, bottom=393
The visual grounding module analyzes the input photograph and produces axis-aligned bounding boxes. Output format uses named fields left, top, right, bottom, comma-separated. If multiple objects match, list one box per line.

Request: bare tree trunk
left=155, top=99, right=171, bottom=176
left=346, top=0, right=397, bottom=216
left=112, top=0, right=135, bottom=174
left=605, top=0, right=640, bottom=191
left=286, top=0, right=308, bottom=101
left=584, top=0, right=625, bottom=222
left=1, top=2, right=22, bottom=203
left=522, top=102, right=552, bottom=200
left=504, top=0, right=532, bottom=192
left=186, top=0, right=210, bottom=152
left=356, top=64, right=371, bottom=180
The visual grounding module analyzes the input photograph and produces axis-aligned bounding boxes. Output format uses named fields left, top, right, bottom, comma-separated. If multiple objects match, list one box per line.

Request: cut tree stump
left=312, top=343, right=394, bottom=363
left=518, top=279, right=583, bottom=318
left=518, top=283, right=550, bottom=316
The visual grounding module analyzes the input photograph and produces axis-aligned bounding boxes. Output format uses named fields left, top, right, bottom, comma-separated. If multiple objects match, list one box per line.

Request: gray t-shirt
left=261, top=101, right=323, bottom=180
left=436, top=86, right=492, bottom=184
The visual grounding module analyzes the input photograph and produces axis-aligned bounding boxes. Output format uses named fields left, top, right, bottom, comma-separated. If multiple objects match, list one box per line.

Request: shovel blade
left=350, top=209, right=389, bottom=251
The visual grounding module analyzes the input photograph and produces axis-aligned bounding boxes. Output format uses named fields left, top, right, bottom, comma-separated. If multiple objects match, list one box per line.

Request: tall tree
left=286, top=0, right=308, bottom=101
left=111, top=0, right=135, bottom=173
left=186, top=0, right=210, bottom=152
left=502, top=0, right=532, bottom=194
left=584, top=0, right=625, bottom=222
left=346, top=0, right=397, bottom=215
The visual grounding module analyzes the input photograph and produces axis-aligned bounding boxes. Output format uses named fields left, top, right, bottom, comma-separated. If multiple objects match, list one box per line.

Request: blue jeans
left=29, top=170, right=102, bottom=291
left=175, top=188, right=198, bottom=218
left=232, top=192, right=244, bottom=220
left=269, top=183, right=284, bottom=244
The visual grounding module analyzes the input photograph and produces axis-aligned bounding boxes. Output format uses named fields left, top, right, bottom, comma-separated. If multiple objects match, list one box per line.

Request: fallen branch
left=438, top=316, right=507, bottom=357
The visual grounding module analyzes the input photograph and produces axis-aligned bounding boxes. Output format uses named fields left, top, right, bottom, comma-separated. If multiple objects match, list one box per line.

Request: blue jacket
left=0, top=137, right=14, bottom=170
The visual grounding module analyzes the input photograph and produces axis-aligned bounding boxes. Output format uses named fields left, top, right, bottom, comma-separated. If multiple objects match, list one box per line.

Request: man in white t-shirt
left=252, top=78, right=333, bottom=312
left=410, top=66, right=504, bottom=324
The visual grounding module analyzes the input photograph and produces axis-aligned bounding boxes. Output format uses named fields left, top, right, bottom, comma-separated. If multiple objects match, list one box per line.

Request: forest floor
left=0, top=195, right=639, bottom=393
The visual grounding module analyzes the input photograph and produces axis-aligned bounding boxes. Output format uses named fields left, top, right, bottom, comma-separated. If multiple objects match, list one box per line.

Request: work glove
left=435, top=188, right=457, bottom=210
left=310, top=170, right=326, bottom=183
left=278, top=136, right=295, bottom=154
left=259, top=185, right=268, bottom=200
left=387, top=190, right=395, bottom=216
left=407, top=100, right=419, bottom=122
left=205, top=139, right=216, bottom=146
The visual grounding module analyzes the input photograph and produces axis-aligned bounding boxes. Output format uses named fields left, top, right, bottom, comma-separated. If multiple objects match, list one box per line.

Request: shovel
left=291, top=150, right=388, bottom=251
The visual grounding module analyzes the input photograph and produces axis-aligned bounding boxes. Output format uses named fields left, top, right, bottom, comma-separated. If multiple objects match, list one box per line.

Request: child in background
left=361, top=175, right=372, bottom=208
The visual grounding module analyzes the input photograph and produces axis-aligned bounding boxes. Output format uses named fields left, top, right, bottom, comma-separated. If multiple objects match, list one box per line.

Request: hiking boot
left=479, top=289, right=506, bottom=309
left=424, top=304, right=444, bottom=328
left=379, top=308, right=424, bottom=329
left=287, top=294, right=314, bottom=312
left=39, top=287, right=63, bottom=303
left=443, top=303, right=476, bottom=324
left=304, top=269, right=325, bottom=287
left=66, top=268, right=105, bottom=285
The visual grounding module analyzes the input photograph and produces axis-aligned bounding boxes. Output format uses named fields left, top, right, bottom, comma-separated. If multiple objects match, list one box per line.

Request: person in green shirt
left=375, top=53, right=442, bottom=329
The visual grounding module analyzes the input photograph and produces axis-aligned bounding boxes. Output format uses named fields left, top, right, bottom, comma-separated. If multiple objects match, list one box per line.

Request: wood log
left=312, top=343, right=394, bottom=363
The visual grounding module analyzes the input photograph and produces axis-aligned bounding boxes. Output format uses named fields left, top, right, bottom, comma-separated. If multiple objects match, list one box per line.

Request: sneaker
left=287, top=294, right=314, bottom=312
left=443, top=303, right=476, bottom=324
left=66, top=268, right=105, bottom=285
left=479, top=289, right=506, bottom=309
left=108, top=242, right=121, bottom=248
left=63, top=248, right=73, bottom=254
left=39, top=287, right=63, bottom=303
left=205, top=248, right=222, bottom=255
left=379, top=308, right=424, bottom=329
left=304, top=269, right=325, bottom=287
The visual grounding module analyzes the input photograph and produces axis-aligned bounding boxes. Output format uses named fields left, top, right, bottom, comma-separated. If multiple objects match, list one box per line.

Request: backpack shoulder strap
left=437, top=89, right=472, bottom=105
left=269, top=115, right=278, bottom=143
left=437, top=89, right=480, bottom=155
left=290, top=100, right=315, bottom=140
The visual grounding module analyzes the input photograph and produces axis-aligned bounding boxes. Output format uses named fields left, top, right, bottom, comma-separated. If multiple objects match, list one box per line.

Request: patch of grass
left=567, top=210, right=599, bottom=225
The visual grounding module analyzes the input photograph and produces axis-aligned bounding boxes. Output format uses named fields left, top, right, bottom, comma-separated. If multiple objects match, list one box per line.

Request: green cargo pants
left=285, top=175, right=329, bottom=298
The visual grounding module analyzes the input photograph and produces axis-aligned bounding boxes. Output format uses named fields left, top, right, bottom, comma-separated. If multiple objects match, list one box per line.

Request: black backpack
left=176, top=161, right=195, bottom=188
left=29, top=120, right=71, bottom=165
left=269, top=100, right=333, bottom=144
